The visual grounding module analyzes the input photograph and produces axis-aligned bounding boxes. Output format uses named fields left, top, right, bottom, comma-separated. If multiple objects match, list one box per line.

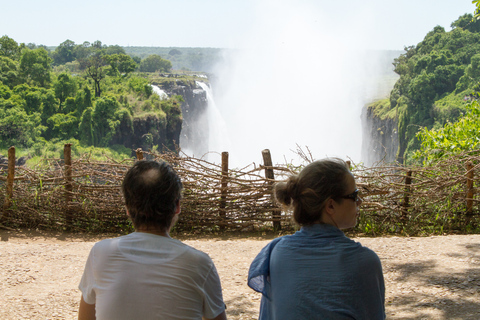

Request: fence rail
left=1, top=145, right=479, bottom=235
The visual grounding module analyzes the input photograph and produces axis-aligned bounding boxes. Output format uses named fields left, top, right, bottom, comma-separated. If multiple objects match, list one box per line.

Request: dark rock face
left=361, top=106, right=398, bottom=166
left=172, top=84, right=209, bottom=156
left=112, top=80, right=208, bottom=155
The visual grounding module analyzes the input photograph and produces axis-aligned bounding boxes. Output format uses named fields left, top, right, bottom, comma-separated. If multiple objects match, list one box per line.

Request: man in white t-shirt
left=78, top=160, right=227, bottom=320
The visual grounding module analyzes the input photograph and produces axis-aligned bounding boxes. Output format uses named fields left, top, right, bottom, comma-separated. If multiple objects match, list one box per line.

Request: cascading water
left=151, top=85, right=167, bottom=99
left=195, top=81, right=232, bottom=162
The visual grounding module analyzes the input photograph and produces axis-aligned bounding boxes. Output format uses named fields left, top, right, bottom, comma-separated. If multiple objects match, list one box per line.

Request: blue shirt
left=248, top=224, right=385, bottom=320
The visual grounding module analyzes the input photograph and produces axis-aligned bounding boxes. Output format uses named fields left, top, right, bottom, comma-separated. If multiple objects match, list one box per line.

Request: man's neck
left=135, top=227, right=170, bottom=238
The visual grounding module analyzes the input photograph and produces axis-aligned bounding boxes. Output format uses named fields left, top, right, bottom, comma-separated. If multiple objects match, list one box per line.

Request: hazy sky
left=1, top=0, right=476, bottom=50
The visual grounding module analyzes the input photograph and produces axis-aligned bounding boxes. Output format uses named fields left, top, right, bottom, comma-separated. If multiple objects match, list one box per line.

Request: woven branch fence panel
left=1, top=145, right=479, bottom=234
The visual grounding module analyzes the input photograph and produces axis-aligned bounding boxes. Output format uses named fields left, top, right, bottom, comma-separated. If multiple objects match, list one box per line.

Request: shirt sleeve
left=202, top=262, right=226, bottom=319
left=78, top=246, right=97, bottom=305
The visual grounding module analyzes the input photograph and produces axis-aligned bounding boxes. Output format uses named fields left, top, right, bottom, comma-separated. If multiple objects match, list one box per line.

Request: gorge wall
left=143, top=78, right=210, bottom=156
left=361, top=105, right=399, bottom=166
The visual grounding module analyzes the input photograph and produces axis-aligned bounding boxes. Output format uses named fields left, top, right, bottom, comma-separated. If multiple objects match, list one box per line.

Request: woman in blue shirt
left=248, top=158, right=385, bottom=320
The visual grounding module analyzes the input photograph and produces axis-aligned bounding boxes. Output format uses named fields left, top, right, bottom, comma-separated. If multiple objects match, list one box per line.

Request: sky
left=1, top=0, right=476, bottom=50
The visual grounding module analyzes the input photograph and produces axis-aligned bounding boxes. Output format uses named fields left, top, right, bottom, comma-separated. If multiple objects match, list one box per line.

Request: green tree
left=0, top=56, right=19, bottom=88
left=74, top=87, right=93, bottom=119
left=0, top=35, right=20, bottom=60
left=105, top=54, right=136, bottom=76
left=54, top=72, right=77, bottom=107
left=79, top=107, right=94, bottom=145
left=19, top=48, right=52, bottom=87
left=52, top=39, right=76, bottom=65
left=46, top=112, right=78, bottom=140
left=168, top=49, right=182, bottom=56
left=0, top=105, right=44, bottom=148
left=92, top=96, right=120, bottom=146
left=452, top=13, right=480, bottom=33
left=80, top=52, right=107, bottom=97
left=40, top=90, right=59, bottom=126
left=414, top=100, right=480, bottom=163
left=0, top=83, right=11, bottom=99
left=104, top=45, right=125, bottom=55
left=73, top=41, right=93, bottom=60
left=139, top=54, right=172, bottom=72
left=386, top=13, right=480, bottom=163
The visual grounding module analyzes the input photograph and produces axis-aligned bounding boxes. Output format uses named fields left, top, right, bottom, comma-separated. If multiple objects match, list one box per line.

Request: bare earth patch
left=1, top=230, right=479, bottom=320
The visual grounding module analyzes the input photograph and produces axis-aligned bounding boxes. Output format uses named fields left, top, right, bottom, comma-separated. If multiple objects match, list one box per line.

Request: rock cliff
left=361, top=105, right=399, bottom=166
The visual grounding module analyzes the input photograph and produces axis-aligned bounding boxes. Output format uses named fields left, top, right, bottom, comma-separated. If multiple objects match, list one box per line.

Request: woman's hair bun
left=274, top=175, right=299, bottom=206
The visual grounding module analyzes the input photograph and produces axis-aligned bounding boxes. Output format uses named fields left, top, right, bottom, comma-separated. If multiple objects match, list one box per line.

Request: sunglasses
left=341, top=189, right=360, bottom=202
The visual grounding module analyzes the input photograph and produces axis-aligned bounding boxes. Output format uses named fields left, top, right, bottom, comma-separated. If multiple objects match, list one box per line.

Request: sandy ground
left=1, top=229, right=480, bottom=320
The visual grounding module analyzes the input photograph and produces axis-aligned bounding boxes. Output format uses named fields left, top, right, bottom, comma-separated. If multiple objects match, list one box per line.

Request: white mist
left=196, top=82, right=232, bottom=163
left=209, top=0, right=384, bottom=167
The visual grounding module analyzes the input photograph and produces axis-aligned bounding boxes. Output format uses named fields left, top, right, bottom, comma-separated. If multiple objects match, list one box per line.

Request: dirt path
left=1, top=230, right=479, bottom=319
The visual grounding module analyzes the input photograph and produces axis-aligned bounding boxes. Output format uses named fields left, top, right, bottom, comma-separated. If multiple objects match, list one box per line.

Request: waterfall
left=151, top=85, right=167, bottom=99
left=188, top=81, right=230, bottom=162
left=195, top=81, right=231, bottom=160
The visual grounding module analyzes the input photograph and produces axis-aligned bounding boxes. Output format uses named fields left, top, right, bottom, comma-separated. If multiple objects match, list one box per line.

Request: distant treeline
left=123, top=47, right=226, bottom=72
left=45, top=45, right=226, bottom=73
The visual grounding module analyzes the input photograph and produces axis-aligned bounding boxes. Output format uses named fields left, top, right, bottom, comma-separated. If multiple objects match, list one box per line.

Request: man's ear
left=175, top=199, right=181, bottom=215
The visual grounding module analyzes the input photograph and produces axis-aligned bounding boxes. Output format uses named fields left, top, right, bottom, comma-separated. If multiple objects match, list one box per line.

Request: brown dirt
left=1, top=229, right=479, bottom=320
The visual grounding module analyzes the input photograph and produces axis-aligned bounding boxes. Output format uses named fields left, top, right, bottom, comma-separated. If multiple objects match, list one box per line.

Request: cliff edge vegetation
left=0, top=37, right=207, bottom=165
left=367, top=13, right=480, bottom=164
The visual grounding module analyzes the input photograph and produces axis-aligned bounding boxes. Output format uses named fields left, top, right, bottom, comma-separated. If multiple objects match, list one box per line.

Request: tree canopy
left=0, top=35, right=183, bottom=161
left=379, top=13, right=480, bottom=163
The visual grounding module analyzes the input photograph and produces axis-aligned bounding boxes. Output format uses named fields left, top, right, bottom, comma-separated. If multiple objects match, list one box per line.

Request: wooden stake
left=3, top=146, right=15, bottom=213
left=262, top=149, right=281, bottom=231
left=402, top=170, right=412, bottom=221
left=219, top=152, right=228, bottom=228
left=64, top=144, right=73, bottom=227
left=136, top=148, right=144, bottom=160
left=466, top=161, right=474, bottom=221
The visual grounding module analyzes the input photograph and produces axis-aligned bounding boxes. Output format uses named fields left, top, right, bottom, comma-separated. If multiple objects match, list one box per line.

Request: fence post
left=219, top=152, right=228, bottom=229
left=466, top=161, right=474, bottom=224
left=136, top=148, right=144, bottom=160
left=402, top=170, right=412, bottom=220
left=64, top=144, right=73, bottom=228
left=262, top=149, right=281, bottom=231
left=3, top=146, right=16, bottom=213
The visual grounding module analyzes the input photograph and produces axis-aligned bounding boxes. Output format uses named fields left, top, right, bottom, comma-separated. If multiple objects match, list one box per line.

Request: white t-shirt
left=79, top=232, right=225, bottom=320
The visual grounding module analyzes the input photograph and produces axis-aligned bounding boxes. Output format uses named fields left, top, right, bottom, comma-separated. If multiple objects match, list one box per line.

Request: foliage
left=414, top=100, right=480, bottom=164
left=80, top=52, right=107, bottom=97
left=123, top=47, right=223, bottom=72
left=0, top=35, right=22, bottom=59
left=105, top=53, right=137, bottom=76
left=376, top=12, right=480, bottom=164
left=0, top=56, right=19, bottom=88
left=138, top=54, right=172, bottom=73
left=53, top=72, right=77, bottom=105
left=0, top=105, right=44, bottom=148
left=0, top=36, right=193, bottom=161
left=19, top=48, right=52, bottom=87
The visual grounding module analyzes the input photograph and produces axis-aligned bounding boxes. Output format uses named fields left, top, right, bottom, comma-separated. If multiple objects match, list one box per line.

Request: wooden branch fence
left=0, top=145, right=479, bottom=235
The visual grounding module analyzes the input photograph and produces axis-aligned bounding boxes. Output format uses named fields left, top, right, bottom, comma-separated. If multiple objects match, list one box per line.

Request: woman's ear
left=324, top=198, right=336, bottom=216
left=125, top=206, right=130, bottom=217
